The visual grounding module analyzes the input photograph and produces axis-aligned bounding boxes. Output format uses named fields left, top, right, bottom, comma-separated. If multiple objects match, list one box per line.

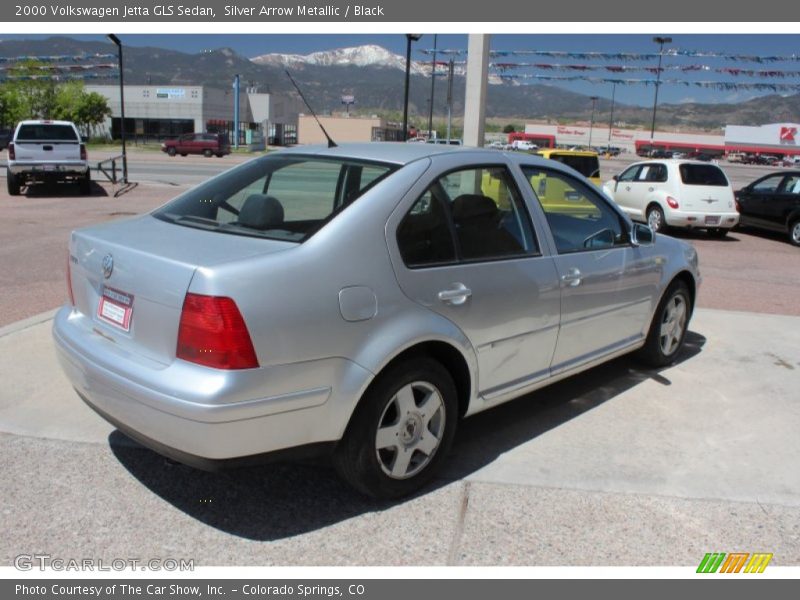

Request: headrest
left=239, top=194, right=284, bottom=230
left=452, top=194, right=498, bottom=221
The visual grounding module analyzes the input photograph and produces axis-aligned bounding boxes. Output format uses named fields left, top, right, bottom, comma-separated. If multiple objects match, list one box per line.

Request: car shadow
left=21, top=180, right=108, bottom=198
left=109, top=331, right=706, bottom=541
left=666, top=229, right=740, bottom=243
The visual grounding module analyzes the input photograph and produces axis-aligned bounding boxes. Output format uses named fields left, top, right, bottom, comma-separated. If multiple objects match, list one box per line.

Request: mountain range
left=2, top=37, right=800, bottom=130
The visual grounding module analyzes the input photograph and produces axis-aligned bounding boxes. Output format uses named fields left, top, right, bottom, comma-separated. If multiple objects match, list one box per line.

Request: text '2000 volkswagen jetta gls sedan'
left=54, top=144, right=700, bottom=498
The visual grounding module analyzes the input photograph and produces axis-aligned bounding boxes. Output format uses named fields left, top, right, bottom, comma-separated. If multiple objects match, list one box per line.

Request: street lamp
left=106, top=34, right=128, bottom=184
left=402, top=34, right=423, bottom=141
left=588, top=96, right=599, bottom=148
left=427, top=34, right=438, bottom=140
left=650, top=36, right=672, bottom=154
left=607, top=82, right=616, bottom=151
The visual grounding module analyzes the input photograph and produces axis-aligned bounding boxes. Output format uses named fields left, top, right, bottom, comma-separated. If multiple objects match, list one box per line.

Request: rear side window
left=679, top=164, right=728, bottom=186
left=549, top=154, right=600, bottom=179
left=16, top=124, right=78, bottom=142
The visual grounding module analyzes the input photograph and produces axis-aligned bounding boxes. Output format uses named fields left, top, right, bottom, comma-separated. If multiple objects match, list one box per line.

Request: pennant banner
left=0, top=53, right=117, bottom=64
left=500, top=73, right=800, bottom=91
left=421, top=48, right=800, bottom=63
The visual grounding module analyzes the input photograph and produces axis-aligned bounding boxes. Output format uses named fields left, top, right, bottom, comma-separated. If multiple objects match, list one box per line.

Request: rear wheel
left=790, top=220, right=800, bottom=247
left=647, top=205, right=667, bottom=233
left=6, top=169, right=21, bottom=196
left=706, top=227, right=728, bottom=239
left=203, top=149, right=213, bottom=158
left=636, top=280, right=691, bottom=368
left=167, top=147, right=177, bottom=157
left=78, top=171, right=91, bottom=195
left=334, top=358, right=458, bottom=499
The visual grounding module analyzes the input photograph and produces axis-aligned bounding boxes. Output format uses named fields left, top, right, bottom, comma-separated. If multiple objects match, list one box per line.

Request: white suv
left=6, top=120, right=90, bottom=195
left=603, top=159, right=739, bottom=237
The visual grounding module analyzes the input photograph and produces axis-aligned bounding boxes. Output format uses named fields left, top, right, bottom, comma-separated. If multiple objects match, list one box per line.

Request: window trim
left=397, top=163, right=542, bottom=270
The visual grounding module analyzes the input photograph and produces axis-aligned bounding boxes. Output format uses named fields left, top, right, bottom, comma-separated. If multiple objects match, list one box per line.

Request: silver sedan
left=53, top=143, right=700, bottom=498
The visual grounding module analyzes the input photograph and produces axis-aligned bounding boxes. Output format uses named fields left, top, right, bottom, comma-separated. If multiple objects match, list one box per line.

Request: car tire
left=789, top=220, right=800, bottom=247
left=333, top=358, right=458, bottom=499
left=636, top=280, right=692, bottom=368
left=646, top=205, right=667, bottom=233
left=167, top=147, right=177, bottom=157
left=203, top=149, right=213, bottom=158
left=180, top=153, right=188, bottom=157
left=706, top=228, right=728, bottom=239
left=79, top=171, right=91, bottom=195
left=7, top=169, right=21, bottom=196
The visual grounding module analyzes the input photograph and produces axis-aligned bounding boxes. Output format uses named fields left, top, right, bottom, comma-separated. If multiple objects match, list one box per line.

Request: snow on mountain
left=251, top=44, right=431, bottom=76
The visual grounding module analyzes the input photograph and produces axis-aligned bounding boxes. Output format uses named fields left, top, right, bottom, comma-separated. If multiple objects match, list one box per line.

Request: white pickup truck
left=6, top=120, right=90, bottom=195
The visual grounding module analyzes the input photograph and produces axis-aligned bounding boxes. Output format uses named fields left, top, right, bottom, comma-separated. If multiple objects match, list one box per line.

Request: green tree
left=0, top=87, right=26, bottom=128
left=502, top=123, right=518, bottom=134
left=76, top=91, right=111, bottom=138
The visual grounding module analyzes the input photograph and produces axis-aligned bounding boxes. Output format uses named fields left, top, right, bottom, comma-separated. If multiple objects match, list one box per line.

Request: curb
left=0, top=309, right=58, bottom=338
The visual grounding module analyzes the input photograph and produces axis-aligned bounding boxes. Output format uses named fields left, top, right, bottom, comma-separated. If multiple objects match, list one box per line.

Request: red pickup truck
left=161, top=133, right=230, bottom=157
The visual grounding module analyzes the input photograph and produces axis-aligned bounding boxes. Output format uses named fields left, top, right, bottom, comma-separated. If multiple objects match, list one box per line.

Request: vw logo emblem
left=102, top=254, right=114, bottom=279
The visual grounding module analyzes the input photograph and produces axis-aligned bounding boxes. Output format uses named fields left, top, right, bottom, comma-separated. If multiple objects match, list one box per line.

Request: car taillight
left=66, top=254, right=75, bottom=306
left=666, top=196, right=679, bottom=209
left=8, top=142, right=15, bottom=160
left=734, top=197, right=741, bottom=213
left=176, top=293, right=259, bottom=370
left=80, top=144, right=87, bottom=161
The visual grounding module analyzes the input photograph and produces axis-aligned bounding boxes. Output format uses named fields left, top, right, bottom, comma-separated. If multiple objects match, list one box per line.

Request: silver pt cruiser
left=53, top=144, right=700, bottom=498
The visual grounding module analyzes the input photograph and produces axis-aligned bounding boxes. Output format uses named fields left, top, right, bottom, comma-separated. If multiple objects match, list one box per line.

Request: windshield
left=153, top=154, right=396, bottom=242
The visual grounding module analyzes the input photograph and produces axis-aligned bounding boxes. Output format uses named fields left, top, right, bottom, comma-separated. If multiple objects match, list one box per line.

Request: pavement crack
left=447, top=481, right=471, bottom=566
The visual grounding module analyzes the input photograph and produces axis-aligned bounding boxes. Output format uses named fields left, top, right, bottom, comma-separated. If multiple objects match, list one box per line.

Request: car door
left=768, top=174, right=800, bottom=230
left=608, top=164, right=643, bottom=218
left=519, top=165, right=662, bottom=373
left=388, top=158, right=561, bottom=398
left=737, top=173, right=785, bottom=230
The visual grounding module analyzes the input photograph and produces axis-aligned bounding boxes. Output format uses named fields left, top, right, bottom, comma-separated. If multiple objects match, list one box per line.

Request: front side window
left=154, top=155, right=395, bottom=242
left=781, top=175, right=800, bottom=194
left=397, top=166, right=537, bottom=266
left=618, top=165, right=641, bottom=182
left=523, top=167, right=628, bottom=254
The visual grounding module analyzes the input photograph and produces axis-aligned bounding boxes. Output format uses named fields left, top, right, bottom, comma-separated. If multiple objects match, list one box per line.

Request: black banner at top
left=3, top=0, right=800, bottom=22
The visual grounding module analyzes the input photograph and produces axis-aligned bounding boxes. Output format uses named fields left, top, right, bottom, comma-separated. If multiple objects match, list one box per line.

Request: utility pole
left=427, top=34, right=437, bottom=139
left=588, top=96, right=598, bottom=148
left=650, top=36, right=672, bottom=153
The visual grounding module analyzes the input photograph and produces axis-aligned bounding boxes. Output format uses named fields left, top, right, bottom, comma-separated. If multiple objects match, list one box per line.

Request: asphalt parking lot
left=1, top=151, right=799, bottom=567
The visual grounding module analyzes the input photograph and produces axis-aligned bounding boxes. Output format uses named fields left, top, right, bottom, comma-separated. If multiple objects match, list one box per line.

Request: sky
left=3, top=33, right=800, bottom=106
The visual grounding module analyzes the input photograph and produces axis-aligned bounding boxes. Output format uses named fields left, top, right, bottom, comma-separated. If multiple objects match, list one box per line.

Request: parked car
left=53, top=144, right=699, bottom=499
left=6, top=119, right=90, bottom=195
left=727, top=152, right=746, bottom=163
left=603, top=159, right=739, bottom=237
left=511, top=140, right=537, bottom=151
left=735, top=171, right=800, bottom=246
left=487, top=141, right=505, bottom=150
left=161, top=132, right=230, bottom=157
left=426, top=138, right=462, bottom=146
left=535, top=148, right=601, bottom=187
left=650, top=149, right=673, bottom=159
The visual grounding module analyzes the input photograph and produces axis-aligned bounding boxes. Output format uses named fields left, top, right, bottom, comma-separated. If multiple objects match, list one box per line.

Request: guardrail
left=96, top=155, right=124, bottom=185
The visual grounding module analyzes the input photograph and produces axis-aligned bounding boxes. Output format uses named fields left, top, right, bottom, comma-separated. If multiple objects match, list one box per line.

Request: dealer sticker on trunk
left=97, top=286, right=134, bottom=332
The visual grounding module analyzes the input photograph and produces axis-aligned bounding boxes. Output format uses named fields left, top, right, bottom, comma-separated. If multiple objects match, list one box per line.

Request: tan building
left=298, top=114, right=402, bottom=145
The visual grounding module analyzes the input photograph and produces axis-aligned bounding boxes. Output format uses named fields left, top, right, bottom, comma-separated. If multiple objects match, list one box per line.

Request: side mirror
left=81, top=135, right=89, bottom=143
left=612, top=174, right=619, bottom=181
left=631, top=223, right=655, bottom=246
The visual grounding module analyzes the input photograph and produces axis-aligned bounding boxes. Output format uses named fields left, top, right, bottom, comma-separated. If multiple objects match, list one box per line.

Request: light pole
left=650, top=36, right=672, bottom=154
left=607, top=82, right=616, bottom=151
left=106, top=34, right=127, bottom=184
left=402, top=34, right=422, bottom=141
left=588, top=96, right=598, bottom=149
left=427, top=34, right=437, bottom=139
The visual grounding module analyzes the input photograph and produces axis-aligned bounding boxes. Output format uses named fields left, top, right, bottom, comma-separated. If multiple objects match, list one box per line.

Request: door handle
left=437, top=283, right=472, bottom=305
left=561, top=267, right=582, bottom=287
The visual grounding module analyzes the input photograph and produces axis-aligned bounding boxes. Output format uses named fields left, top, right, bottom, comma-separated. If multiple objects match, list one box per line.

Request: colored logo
left=697, top=552, right=773, bottom=573
left=780, top=126, right=797, bottom=143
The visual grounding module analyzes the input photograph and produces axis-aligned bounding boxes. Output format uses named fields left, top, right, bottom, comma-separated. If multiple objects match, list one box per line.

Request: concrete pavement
left=1, top=308, right=798, bottom=565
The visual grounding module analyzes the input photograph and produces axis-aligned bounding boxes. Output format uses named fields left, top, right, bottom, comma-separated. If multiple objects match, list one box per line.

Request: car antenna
left=285, top=69, right=337, bottom=148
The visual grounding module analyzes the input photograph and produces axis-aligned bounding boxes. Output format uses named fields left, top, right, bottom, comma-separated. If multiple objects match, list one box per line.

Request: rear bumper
left=9, top=162, right=89, bottom=178
left=666, top=210, right=739, bottom=229
left=52, top=306, right=372, bottom=462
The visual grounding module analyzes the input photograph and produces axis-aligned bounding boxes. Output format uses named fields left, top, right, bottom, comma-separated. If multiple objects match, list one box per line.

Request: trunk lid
left=69, top=215, right=294, bottom=365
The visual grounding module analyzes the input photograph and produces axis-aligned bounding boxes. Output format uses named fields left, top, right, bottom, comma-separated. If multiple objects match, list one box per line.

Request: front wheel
left=789, top=220, right=800, bottom=247
left=334, top=358, right=458, bottom=499
left=203, top=149, right=213, bottom=158
left=647, top=205, right=667, bottom=233
left=636, top=280, right=692, bottom=368
left=167, top=147, right=177, bottom=157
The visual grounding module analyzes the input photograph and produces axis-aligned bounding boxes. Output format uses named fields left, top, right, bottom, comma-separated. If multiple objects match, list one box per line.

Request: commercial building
left=297, top=114, right=403, bottom=145
left=523, top=122, right=800, bottom=158
left=86, top=84, right=303, bottom=146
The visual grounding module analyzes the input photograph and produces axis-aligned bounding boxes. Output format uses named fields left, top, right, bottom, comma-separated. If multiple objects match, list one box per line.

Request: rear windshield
left=546, top=154, right=600, bottom=179
left=153, top=154, right=396, bottom=243
left=16, top=124, right=78, bottom=142
left=679, top=164, right=728, bottom=186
